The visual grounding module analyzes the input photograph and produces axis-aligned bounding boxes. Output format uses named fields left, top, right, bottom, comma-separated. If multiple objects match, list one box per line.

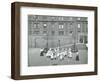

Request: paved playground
left=28, top=44, right=88, bottom=66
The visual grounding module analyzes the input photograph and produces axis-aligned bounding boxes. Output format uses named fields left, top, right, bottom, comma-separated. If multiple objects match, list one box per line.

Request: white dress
left=46, top=50, right=52, bottom=57
left=68, top=51, right=72, bottom=58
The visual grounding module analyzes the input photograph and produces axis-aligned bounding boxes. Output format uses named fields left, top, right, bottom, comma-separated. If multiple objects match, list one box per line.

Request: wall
left=0, top=0, right=100, bottom=82
left=28, top=15, right=87, bottom=48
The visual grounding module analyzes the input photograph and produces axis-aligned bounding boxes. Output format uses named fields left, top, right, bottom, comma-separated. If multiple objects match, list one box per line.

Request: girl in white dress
left=68, top=48, right=72, bottom=58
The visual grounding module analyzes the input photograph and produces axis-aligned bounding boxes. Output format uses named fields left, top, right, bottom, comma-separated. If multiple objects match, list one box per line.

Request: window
left=33, top=15, right=38, bottom=21
left=84, top=36, right=88, bottom=43
left=33, top=31, right=40, bottom=34
left=33, top=15, right=36, bottom=19
left=69, top=17, right=72, bottom=20
left=59, top=24, right=64, bottom=29
left=43, top=31, right=47, bottom=35
left=59, top=31, right=64, bottom=35
left=77, top=17, right=81, bottom=20
left=78, top=24, right=81, bottom=28
left=43, top=23, right=47, bottom=28
left=59, top=17, right=63, bottom=20
left=33, top=23, right=39, bottom=29
left=77, top=24, right=81, bottom=33
left=79, top=35, right=87, bottom=43
left=51, top=17, right=55, bottom=20
left=33, top=23, right=37, bottom=28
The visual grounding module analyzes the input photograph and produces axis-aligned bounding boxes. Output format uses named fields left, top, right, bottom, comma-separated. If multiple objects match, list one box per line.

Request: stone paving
left=28, top=45, right=88, bottom=66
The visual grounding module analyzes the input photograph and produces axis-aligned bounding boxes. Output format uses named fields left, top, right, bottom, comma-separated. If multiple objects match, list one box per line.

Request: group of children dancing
left=40, top=47, right=79, bottom=61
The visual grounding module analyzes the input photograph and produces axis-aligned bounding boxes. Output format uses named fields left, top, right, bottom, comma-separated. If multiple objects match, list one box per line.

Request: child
left=76, top=52, right=79, bottom=61
left=68, top=48, right=72, bottom=58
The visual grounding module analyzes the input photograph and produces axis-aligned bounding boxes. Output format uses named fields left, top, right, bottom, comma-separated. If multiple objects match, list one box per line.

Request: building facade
left=28, top=15, right=88, bottom=48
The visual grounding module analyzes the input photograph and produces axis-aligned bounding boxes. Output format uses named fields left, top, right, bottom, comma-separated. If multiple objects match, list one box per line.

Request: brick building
left=28, top=15, right=88, bottom=48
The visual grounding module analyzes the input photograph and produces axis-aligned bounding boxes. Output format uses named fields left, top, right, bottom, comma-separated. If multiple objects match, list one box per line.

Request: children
left=68, top=48, right=72, bottom=58
left=76, top=52, right=79, bottom=61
